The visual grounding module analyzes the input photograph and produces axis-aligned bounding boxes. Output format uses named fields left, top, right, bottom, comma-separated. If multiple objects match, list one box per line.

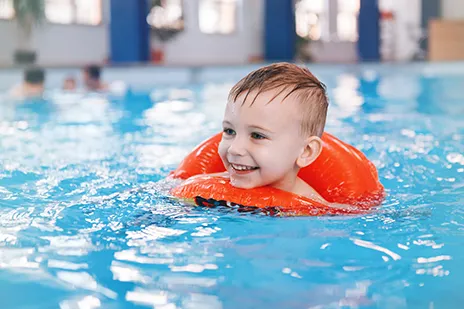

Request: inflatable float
left=169, top=132, right=384, bottom=216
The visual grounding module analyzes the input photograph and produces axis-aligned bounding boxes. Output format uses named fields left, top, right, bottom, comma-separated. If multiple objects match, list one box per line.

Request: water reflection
left=60, top=295, right=102, bottom=309
left=0, top=69, right=463, bottom=308
left=56, top=271, right=116, bottom=299
left=125, top=288, right=170, bottom=308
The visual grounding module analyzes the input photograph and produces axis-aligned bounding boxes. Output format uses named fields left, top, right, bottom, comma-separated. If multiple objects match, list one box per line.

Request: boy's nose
left=228, top=137, right=247, bottom=156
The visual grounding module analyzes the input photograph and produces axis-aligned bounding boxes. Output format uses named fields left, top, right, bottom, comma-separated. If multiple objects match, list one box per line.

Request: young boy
left=207, top=62, right=329, bottom=203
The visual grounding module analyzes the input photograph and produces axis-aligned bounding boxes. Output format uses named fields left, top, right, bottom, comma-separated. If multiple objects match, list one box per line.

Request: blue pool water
left=0, top=64, right=463, bottom=309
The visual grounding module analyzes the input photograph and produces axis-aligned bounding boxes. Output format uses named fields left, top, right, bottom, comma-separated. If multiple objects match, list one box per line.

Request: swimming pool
left=0, top=63, right=463, bottom=308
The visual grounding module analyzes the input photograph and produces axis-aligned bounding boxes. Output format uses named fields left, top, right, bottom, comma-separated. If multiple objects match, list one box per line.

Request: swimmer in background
left=82, top=64, right=108, bottom=92
left=187, top=62, right=342, bottom=206
left=62, top=76, right=77, bottom=91
left=9, top=67, right=46, bottom=99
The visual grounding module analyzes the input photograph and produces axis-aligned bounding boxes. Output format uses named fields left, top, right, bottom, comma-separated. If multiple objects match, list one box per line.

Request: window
left=75, top=0, right=102, bottom=25
left=199, top=0, right=237, bottom=34
left=45, top=0, right=74, bottom=24
left=0, top=0, right=14, bottom=19
left=45, top=0, right=101, bottom=25
left=337, top=0, right=359, bottom=42
left=295, top=0, right=328, bottom=41
left=147, top=0, right=184, bottom=30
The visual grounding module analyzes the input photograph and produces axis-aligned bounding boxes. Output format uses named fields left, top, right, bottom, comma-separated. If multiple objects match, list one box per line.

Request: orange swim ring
left=170, top=132, right=384, bottom=216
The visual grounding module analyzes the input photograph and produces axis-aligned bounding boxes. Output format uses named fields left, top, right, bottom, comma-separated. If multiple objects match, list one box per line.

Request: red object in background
left=151, top=49, right=164, bottom=63
left=380, top=11, right=394, bottom=20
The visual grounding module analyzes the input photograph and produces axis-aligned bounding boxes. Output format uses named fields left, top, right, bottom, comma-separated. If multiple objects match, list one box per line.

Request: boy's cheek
left=218, top=140, right=229, bottom=154
left=217, top=143, right=228, bottom=162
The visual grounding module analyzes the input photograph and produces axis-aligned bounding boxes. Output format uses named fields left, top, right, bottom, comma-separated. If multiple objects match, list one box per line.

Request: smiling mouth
left=230, top=163, right=259, bottom=173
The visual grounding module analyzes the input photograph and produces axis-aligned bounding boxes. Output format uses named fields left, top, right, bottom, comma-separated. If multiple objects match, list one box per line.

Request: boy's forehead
left=225, top=93, right=302, bottom=126
left=227, top=88, right=301, bottom=112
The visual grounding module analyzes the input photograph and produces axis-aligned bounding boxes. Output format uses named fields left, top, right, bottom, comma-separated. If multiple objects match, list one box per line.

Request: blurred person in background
left=9, top=68, right=46, bottom=99
left=62, top=75, right=77, bottom=91
left=82, top=64, right=108, bottom=92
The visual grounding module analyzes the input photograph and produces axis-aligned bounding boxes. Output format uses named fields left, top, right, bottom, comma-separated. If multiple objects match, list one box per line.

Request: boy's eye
left=223, top=128, right=235, bottom=136
left=251, top=132, right=266, bottom=140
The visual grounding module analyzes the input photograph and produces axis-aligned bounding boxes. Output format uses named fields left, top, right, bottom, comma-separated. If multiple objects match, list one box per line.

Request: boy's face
left=218, top=89, right=308, bottom=191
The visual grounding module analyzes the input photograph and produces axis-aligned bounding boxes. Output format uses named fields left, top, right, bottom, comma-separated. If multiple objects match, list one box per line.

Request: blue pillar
left=357, top=0, right=380, bottom=61
left=264, top=0, right=296, bottom=61
left=110, top=0, right=150, bottom=63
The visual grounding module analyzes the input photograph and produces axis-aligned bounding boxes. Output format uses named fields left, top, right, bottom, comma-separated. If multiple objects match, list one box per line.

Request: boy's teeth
left=232, top=164, right=256, bottom=171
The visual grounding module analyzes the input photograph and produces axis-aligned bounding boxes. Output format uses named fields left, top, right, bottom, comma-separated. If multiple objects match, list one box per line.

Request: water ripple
left=0, top=72, right=463, bottom=308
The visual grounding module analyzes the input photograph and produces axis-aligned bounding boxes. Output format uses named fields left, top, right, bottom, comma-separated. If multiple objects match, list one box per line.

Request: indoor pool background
left=0, top=64, right=463, bottom=309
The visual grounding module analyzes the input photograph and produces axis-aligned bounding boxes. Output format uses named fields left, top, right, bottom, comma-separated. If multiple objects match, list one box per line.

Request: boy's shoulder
left=293, top=177, right=326, bottom=202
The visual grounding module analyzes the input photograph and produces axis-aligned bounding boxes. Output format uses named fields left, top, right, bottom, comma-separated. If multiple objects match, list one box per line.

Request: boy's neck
left=269, top=167, right=300, bottom=193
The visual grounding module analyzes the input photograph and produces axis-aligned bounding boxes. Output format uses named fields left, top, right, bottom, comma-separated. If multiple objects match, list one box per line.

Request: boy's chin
left=229, top=178, right=258, bottom=189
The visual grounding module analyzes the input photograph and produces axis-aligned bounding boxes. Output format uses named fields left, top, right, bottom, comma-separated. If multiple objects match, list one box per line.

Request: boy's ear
left=297, top=136, right=323, bottom=168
